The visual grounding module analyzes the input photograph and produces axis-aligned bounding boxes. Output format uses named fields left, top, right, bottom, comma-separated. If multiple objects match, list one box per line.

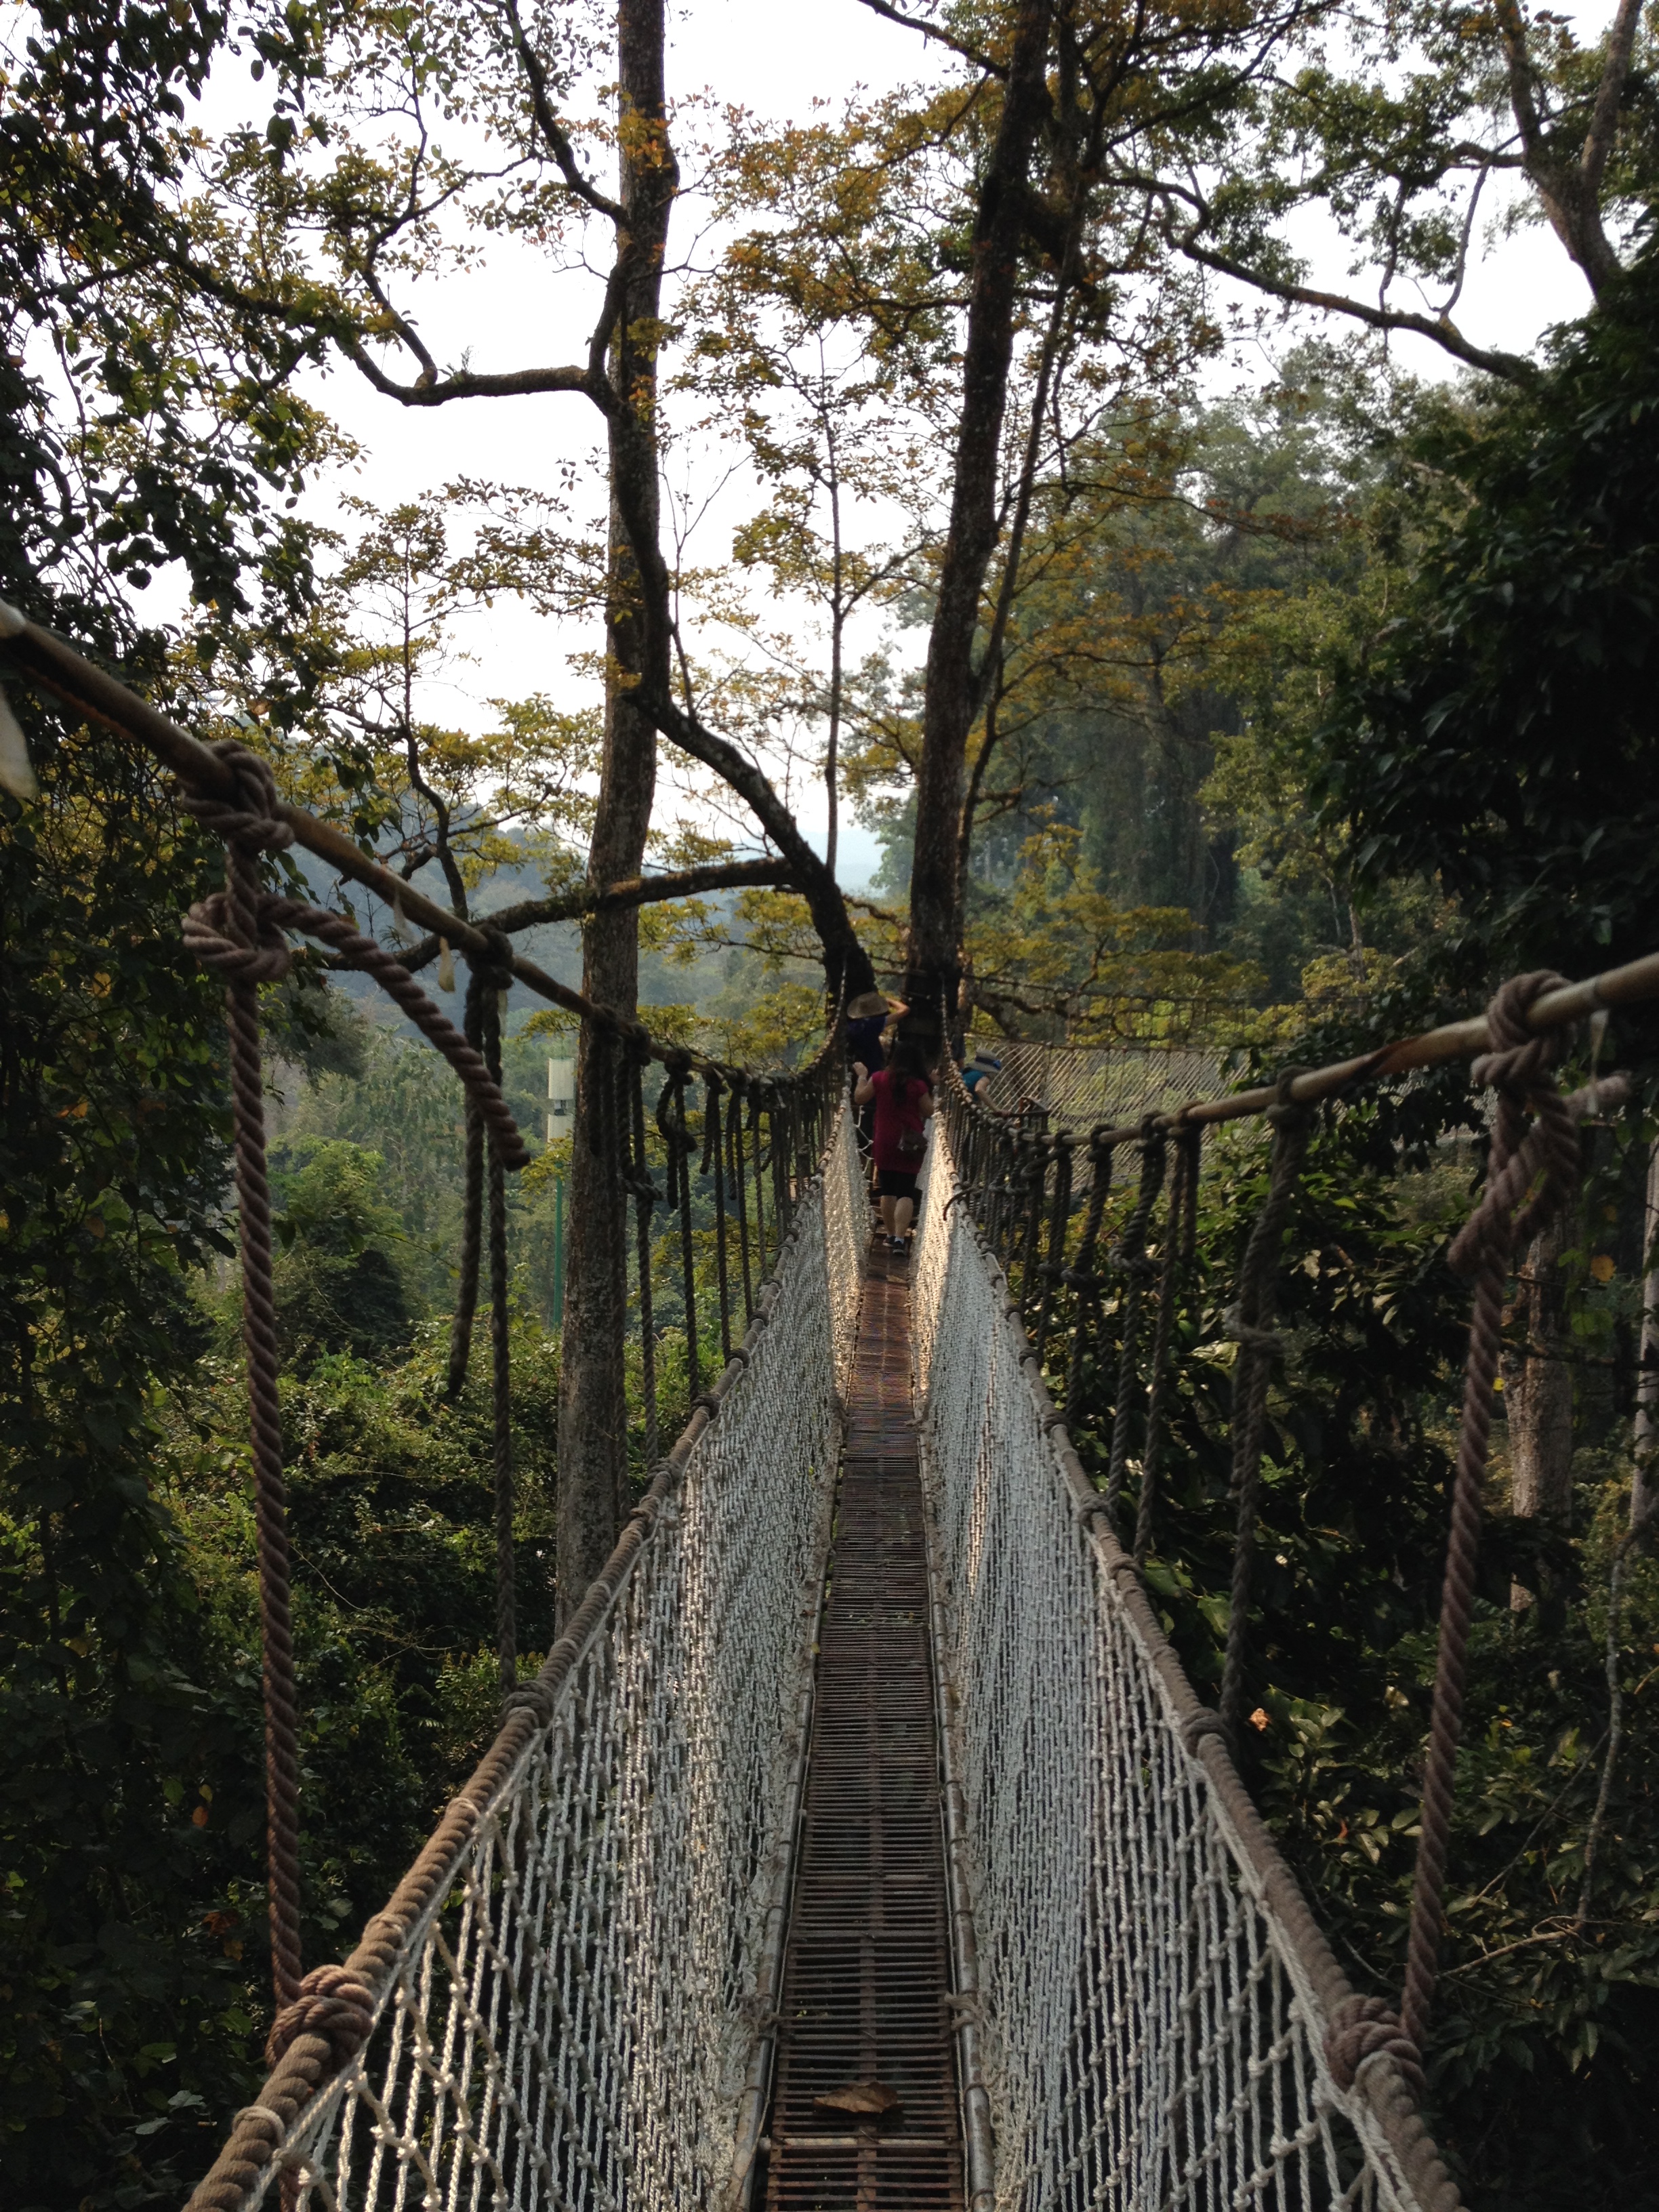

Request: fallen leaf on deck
left=813, top=2081, right=903, bottom=2121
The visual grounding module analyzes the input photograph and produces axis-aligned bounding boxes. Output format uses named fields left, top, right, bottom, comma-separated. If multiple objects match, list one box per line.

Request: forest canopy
left=5, top=1, right=1659, bottom=2207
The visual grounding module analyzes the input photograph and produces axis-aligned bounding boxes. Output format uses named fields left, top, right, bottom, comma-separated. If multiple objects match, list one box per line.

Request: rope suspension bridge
left=7, top=603, right=1659, bottom=2212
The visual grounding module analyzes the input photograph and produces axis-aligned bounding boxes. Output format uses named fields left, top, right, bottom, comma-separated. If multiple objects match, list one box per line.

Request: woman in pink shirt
left=852, top=1036, right=935, bottom=1252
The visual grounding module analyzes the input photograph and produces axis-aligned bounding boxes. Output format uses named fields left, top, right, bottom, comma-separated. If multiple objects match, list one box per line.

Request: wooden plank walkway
left=762, top=1245, right=965, bottom=2211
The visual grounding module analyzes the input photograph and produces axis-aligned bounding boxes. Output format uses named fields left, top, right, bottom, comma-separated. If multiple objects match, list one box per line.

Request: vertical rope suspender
left=1401, top=972, right=1579, bottom=2051
left=1134, top=1115, right=1202, bottom=1569
left=179, top=741, right=527, bottom=2054
left=1218, top=1071, right=1313, bottom=1744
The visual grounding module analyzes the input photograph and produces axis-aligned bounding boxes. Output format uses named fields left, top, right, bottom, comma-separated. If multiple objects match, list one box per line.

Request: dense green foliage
left=7, top=5, right=1659, bottom=2209
left=0, top=827, right=565, bottom=2207
left=1321, top=247, right=1659, bottom=982
left=1056, top=1099, right=1659, bottom=2207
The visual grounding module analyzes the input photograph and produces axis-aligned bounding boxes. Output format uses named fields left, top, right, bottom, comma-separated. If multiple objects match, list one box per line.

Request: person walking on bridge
left=853, top=1036, right=935, bottom=1253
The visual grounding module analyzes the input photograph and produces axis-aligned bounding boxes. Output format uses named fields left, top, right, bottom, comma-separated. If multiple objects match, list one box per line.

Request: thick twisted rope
left=446, top=971, right=488, bottom=1397
left=1218, top=1071, right=1314, bottom=1744
left=1401, top=970, right=1579, bottom=2053
left=1103, top=1118, right=1168, bottom=1529
left=727, top=1071, right=754, bottom=1326
left=184, top=897, right=529, bottom=1169
left=479, top=971, right=516, bottom=1694
left=180, top=741, right=531, bottom=2028
left=658, top=1059, right=701, bottom=1399
left=1324, top=1992, right=1425, bottom=2096
left=180, top=745, right=306, bottom=2015
left=703, top=1071, right=734, bottom=1364
left=1031, top=1130, right=1073, bottom=1363
left=1063, top=1132, right=1115, bottom=1425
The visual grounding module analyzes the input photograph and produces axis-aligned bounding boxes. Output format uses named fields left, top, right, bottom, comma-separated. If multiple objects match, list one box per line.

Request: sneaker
left=887, top=1235, right=907, bottom=1254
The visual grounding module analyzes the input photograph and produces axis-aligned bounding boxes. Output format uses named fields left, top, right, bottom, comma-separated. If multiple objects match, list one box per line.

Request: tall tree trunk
left=556, top=0, right=675, bottom=1626
left=1504, top=1212, right=1575, bottom=1610
left=905, top=0, right=1055, bottom=1021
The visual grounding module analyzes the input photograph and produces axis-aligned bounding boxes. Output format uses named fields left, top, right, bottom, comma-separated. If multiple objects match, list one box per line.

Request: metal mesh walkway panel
left=762, top=1256, right=964, bottom=2211
left=255, top=1109, right=867, bottom=2212
left=909, top=1128, right=1456, bottom=2212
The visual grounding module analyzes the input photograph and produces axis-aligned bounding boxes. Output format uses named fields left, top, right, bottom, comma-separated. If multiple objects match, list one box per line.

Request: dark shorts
left=876, top=1167, right=920, bottom=1200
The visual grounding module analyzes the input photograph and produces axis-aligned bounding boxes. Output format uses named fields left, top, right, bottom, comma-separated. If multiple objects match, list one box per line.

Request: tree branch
left=502, top=0, right=626, bottom=222
left=1582, top=0, right=1643, bottom=198
left=396, top=856, right=794, bottom=971
left=340, top=339, right=609, bottom=408
left=1176, top=232, right=1534, bottom=380
left=852, top=0, right=1001, bottom=75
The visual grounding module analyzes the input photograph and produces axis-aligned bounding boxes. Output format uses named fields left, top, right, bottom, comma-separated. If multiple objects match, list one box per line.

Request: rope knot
left=1180, top=1709, right=1229, bottom=1757
left=1324, top=1994, right=1423, bottom=2095
left=180, top=741, right=294, bottom=856
left=503, top=1680, right=557, bottom=1725
left=184, top=889, right=294, bottom=984
left=265, top=1963, right=376, bottom=2070
left=1470, top=970, right=1565, bottom=1096
left=1448, top=970, right=1579, bottom=1281
left=181, top=743, right=297, bottom=983
left=467, top=928, right=515, bottom=998
left=1266, top=1065, right=1313, bottom=1130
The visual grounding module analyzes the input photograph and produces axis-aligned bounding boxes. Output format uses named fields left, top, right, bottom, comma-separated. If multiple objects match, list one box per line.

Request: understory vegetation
left=5, top=1, right=1659, bottom=2206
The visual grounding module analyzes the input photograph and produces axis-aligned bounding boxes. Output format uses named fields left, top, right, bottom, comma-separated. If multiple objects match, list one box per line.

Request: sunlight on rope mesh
left=247, top=1110, right=865, bottom=2212
left=981, top=1041, right=1221, bottom=1131
left=910, top=1128, right=1458, bottom=2212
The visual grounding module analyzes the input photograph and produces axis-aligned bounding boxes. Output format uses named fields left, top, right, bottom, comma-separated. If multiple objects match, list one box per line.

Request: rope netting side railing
left=922, top=953, right=1658, bottom=2207
left=185, top=1103, right=867, bottom=2212
left=909, top=1127, right=1458, bottom=2212
left=0, top=603, right=862, bottom=2205
left=977, top=1038, right=1222, bottom=1131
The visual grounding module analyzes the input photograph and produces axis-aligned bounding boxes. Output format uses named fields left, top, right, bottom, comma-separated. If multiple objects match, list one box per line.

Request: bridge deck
left=761, top=1245, right=964, bottom=2211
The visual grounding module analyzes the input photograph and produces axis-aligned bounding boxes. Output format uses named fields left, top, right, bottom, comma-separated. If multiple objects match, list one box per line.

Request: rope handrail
left=910, top=1127, right=1460, bottom=2211
left=1, top=590, right=863, bottom=2190
left=0, top=596, right=838, bottom=1092
left=947, top=943, right=1659, bottom=1142
left=184, top=1109, right=869, bottom=2212
left=935, top=961, right=1646, bottom=2163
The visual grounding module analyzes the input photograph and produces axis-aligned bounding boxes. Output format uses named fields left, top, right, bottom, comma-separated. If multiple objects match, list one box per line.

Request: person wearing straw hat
left=846, top=988, right=891, bottom=1078
left=847, top=987, right=905, bottom=1185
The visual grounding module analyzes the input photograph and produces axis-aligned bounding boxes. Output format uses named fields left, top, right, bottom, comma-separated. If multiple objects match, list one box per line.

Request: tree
left=0, top=5, right=374, bottom=2198
left=557, top=0, right=680, bottom=1612
left=682, top=310, right=932, bottom=886
left=1315, top=248, right=1659, bottom=988
left=1149, top=0, right=1659, bottom=376
left=726, top=0, right=1334, bottom=1010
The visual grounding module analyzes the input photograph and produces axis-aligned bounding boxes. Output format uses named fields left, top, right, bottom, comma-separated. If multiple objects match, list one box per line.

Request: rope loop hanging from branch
left=701, top=1070, right=735, bottom=1364
left=621, top=1036, right=661, bottom=1463
left=1032, top=1129, right=1073, bottom=1364
left=446, top=969, right=487, bottom=1398
left=476, top=943, right=516, bottom=1695
left=178, top=739, right=531, bottom=2028
left=179, top=742, right=306, bottom=2018
left=1063, top=1128, right=1116, bottom=1426
left=657, top=1054, right=701, bottom=1399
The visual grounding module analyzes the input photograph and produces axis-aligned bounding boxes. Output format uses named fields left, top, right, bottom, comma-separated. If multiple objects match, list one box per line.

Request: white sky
left=233, top=1, right=1607, bottom=890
